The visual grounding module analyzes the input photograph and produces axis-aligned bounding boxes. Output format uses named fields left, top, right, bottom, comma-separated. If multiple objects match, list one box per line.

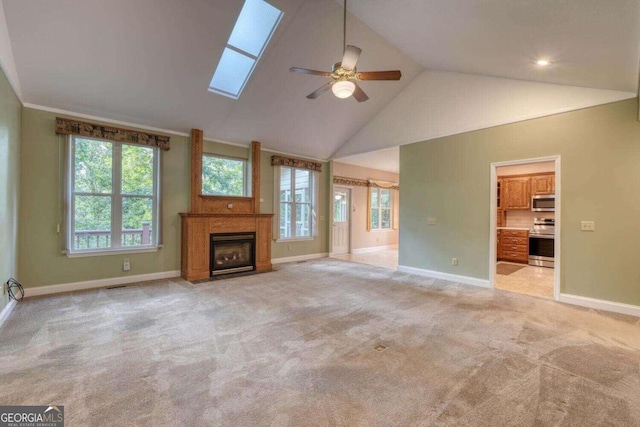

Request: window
left=67, top=136, right=159, bottom=254
left=202, top=154, right=247, bottom=197
left=370, top=188, right=392, bottom=230
left=278, top=167, right=316, bottom=239
left=209, top=0, right=283, bottom=99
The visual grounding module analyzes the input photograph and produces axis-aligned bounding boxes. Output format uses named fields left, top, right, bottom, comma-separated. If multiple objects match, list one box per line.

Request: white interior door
left=332, top=187, right=350, bottom=255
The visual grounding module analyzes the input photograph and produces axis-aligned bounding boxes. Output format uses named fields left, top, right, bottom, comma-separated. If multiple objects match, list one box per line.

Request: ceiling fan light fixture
left=332, top=80, right=356, bottom=98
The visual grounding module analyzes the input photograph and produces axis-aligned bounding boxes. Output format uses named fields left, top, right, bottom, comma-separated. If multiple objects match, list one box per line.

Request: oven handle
left=529, top=234, right=554, bottom=239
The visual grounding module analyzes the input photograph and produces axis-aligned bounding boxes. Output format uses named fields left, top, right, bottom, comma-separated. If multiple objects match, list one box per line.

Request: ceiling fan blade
left=290, top=67, right=332, bottom=77
left=307, top=81, right=335, bottom=99
left=352, top=82, right=369, bottom=102
left=341, top=45, right=362, bottom=70
left=356, top=70, right=402, bottom=81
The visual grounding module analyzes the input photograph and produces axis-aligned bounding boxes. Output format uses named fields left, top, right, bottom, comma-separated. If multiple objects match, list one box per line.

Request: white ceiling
left=336, top=70, right=635, bottom=158
left=1, top=0, right=423, bottom=160
left=344, top=0, right=640, bottom=92
left=2, top=0, right=639, bottom=166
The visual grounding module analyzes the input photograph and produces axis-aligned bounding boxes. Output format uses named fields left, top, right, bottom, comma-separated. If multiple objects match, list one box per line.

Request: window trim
left=201, top=153, right=249, bottom=197
left=274, top=166, right=318, bottom=241
left=370, top=187, right=393, bottom=231
left=65, top=135, right=161, bottom=256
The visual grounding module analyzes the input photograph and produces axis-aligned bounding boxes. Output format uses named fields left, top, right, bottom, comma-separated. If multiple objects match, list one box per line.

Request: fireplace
left=210, top=233, right=256, bottom=276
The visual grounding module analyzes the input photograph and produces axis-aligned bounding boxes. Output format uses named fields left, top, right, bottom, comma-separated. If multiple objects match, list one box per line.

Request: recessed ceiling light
left=536, top=59, right=551, bottom=67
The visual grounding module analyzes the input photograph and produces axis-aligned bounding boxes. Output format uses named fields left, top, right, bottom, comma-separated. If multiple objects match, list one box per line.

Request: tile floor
left=495, top=261, right=555, bottom=298
left=333, top=251, right=554, bottom=299
left=332, top=248, right=399, bottom=270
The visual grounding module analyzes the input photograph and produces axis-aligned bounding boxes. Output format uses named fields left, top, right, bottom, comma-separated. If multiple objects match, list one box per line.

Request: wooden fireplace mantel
left=180, top=213, right=273, bottom=281
left=179, top=129, right=273, bottom=281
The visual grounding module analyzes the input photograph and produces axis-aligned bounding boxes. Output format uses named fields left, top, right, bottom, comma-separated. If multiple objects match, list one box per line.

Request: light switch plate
left=427, top=217, right=437, bottom=225
left=581, top=221, right=595, bottom=231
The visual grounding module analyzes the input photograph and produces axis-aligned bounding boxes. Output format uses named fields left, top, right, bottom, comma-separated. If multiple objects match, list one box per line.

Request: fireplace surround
left=180, top=133, right=273, bottom=281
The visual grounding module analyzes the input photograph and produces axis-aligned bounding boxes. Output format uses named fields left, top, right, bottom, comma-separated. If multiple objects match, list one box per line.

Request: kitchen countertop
left=497, top=227, right=530, bottom=231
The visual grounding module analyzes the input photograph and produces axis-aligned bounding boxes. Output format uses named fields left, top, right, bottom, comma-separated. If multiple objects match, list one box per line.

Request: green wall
left=19, top=109, right=329, bottom=288
left=19, top=108, right=190, bottom=287
left=400, top=99, right=640, bottom=306
left=0, top=66, right=21, bottom=313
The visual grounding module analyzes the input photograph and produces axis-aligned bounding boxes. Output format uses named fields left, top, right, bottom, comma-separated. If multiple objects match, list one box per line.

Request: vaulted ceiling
left=1, top=0, right=639, bottom=164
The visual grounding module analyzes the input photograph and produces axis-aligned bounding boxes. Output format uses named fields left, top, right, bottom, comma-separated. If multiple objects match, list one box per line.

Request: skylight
left=209, top=0, right=283, bottom=99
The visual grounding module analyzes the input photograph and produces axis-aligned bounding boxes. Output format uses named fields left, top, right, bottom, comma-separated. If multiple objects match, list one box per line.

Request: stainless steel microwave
left=532, top=195, right=555, bottom=212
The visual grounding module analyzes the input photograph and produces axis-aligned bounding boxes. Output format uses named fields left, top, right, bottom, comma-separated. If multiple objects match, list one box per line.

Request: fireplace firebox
left=210, top=233, right=256, bottom=276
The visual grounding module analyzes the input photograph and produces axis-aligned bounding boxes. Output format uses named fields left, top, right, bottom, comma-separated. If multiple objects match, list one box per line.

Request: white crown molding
left=559, top=293, right=640, bottom=318
left=22, top=103, right=328, bottom=162
left=272, top=253, right=328, bottom=265
left=397, top=265, right=491, bottom=288
left=203, top=137, right=249, bottom=148
left=0, top=299, right=17, bottom=329
left=23, top=103, right=191, bottom=137
left=336, top=70, right=636, bottom=159
left=24, top=270, right=180, bottom=298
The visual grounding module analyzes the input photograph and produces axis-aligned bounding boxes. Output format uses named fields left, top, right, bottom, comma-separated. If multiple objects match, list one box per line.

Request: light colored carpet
left=1, top=259, right=639, bottom=426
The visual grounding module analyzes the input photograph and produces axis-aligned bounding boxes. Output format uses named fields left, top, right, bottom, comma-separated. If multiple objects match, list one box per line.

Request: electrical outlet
left=452, top=258, right=458, bottom=266
left=581, top=221, right=595, bottom=231
left=427, top=217, right=437, bottom=225
left=123, top=258, right=131, bottom=271
left=287, top=244, right=292, bottom=251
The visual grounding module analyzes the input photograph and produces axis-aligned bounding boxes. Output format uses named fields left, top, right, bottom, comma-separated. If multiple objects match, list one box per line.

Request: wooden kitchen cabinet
left=497, top=230, right=503, bottom=260
left=497, top=178, right=504, bottom=209
left=531, top=174, right=555, bottom=195
left=499, top=229, right=529, bottom=264
left=503, top=177, right=531, bottom=210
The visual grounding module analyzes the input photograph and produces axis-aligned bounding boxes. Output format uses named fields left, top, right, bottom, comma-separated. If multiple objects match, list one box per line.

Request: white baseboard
left=559, top=293, right=640, bottom=318
left=25, top=270, right=181, bottom=298
left=0, top=300, right=17, bottom=329
left=272, top=253, right=328, bottom=265
left=352, top=244, right=398, bottom=254
left=397, top=265, right=491, bottom=288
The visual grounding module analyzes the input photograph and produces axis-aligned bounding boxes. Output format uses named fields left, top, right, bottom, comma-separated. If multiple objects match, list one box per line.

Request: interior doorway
left=332, top=187, right=351, bottom=255
left=489, top=156, right=561, bottom=300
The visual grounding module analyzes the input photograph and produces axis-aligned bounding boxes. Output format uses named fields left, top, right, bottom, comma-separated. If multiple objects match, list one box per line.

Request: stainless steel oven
left=529, top=218, right=554, bottom=268
left=532, top=195, right=555, bottom=212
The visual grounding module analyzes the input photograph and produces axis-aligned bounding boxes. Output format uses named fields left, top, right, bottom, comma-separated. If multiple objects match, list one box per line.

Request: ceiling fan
left=289, top=0, right=402, bottom=102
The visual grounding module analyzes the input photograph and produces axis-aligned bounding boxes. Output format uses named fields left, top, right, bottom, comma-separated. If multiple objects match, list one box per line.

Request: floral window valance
left=271, top=155, right=322, bottom=172
left=55, top=117, right=171, bottom=150
left=333, top=176, right=399, bottom=190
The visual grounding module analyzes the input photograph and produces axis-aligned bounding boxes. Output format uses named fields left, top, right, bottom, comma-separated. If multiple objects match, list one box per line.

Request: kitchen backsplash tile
left=506, top=210, right=554, bottom=229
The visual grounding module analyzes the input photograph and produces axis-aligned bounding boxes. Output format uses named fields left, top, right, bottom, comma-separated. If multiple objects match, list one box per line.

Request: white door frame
left=331, top=186, right=353, bottom=255
left=489, top=155, right=561, bottom=301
